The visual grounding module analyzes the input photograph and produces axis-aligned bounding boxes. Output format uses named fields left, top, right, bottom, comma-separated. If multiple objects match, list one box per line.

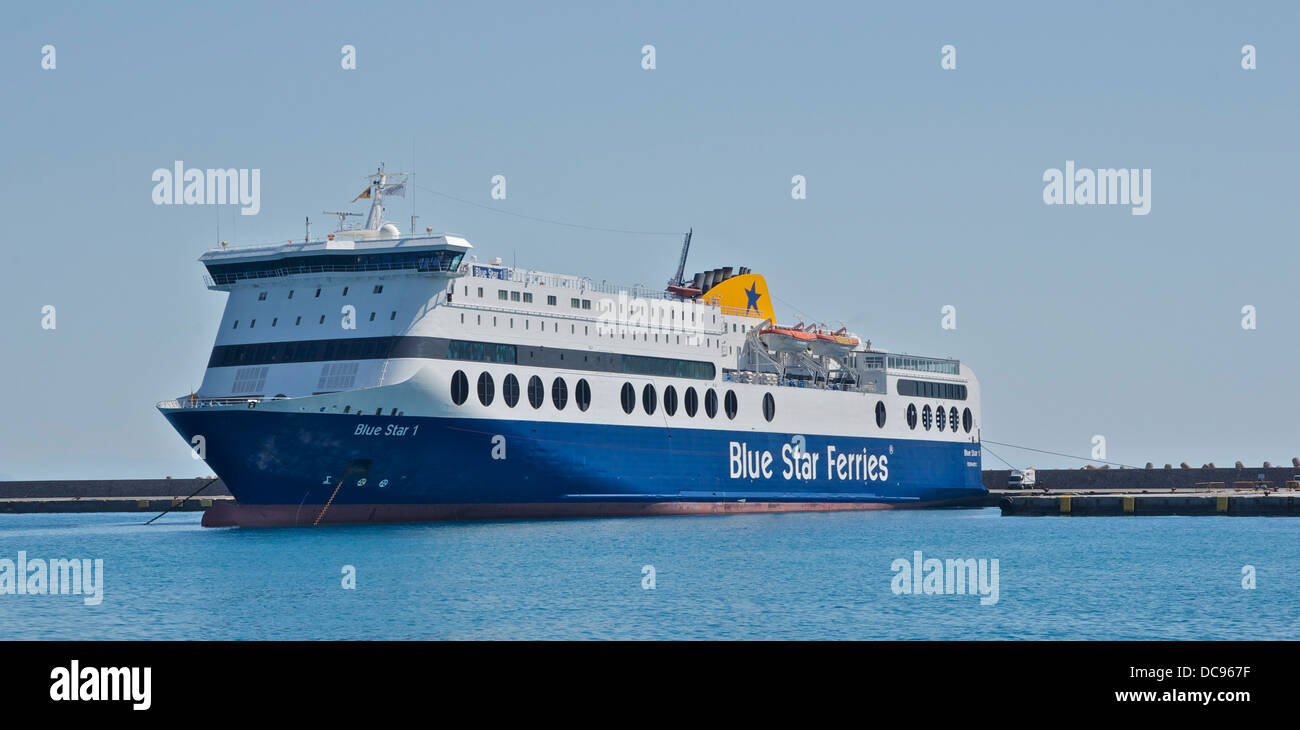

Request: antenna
left=323, top=210, right=362, bottom=231
left=670, top=228, right=693, bottom=287
left=305, top=216, right=311, bottom=242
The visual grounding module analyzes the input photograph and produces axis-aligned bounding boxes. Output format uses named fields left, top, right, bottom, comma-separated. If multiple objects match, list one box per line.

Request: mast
left=670, top=228, right=693, bottom=287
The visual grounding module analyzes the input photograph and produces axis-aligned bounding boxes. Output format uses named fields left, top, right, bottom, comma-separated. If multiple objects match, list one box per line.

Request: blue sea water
left=0, top=509, right=1295, bottom=640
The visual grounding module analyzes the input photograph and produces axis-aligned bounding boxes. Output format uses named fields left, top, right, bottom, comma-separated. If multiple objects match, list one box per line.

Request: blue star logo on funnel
left=745, top=282, right=762, bottom=314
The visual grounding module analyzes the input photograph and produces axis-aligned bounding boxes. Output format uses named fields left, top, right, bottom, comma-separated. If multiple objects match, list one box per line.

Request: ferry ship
left=158, top=168, right=985, bottom=526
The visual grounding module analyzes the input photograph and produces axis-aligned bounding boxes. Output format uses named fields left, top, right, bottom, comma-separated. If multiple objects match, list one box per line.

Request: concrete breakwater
left=3, top=469, right=1299, bottom=516
left=982, top=466, right=1300, bottom=492
left=0, top=478, right=232, bottom=514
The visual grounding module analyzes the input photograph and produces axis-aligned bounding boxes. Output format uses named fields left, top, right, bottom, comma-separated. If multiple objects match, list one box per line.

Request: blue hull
left=162, top=409, right=986, bottom=526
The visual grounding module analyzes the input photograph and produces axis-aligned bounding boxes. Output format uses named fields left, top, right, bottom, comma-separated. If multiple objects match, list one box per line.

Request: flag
left=380, top=183, right=406, bottom=198
left=351, top=187, right=371, bottom=202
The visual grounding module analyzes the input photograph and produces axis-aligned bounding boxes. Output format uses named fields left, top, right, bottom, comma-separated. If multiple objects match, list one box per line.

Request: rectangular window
left=582, top=299, right=592, bottom=310
left=522, top=292, right=533, bottom=303
left=510, top=291, right=521, bottom=302
left=288, top=290, right=294, bottom=299
left=390, top=311, right=396, bottom=320
left=317, top=362, right=360, bottom=390
left=373, top=285, right=383, bottom=294
left=249, top=320, right=256, bottom=328
left=369, top=312, right=376, bottom=321
left=295, top=316, right=301, bottom=325
left=231, top=366, right=270, bottom=394
left=319, top=315, right=325, bottom=324
left=232, top=321, right=239, bottom=329
left=257, top=292, right=267, bottom=301
left=271, top=318, right=278, bottom=327
left=315, top=288, right=321, bottom=298
left=447, top=340, right=517, bottom=364
left=477, top=287, right=484, bottom=298
left=547, top=295, right=556, bottom=306
left=571, top=298, right=581, bottom=308
left=499, top=290, right=509, bottom=301
left=342, top=287, right=349, bottom=296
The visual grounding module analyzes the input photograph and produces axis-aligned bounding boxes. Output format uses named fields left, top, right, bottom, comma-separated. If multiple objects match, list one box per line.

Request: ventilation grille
left=318, top=362, right=360, bottom=391
left=231, top=366, right=269, bottom=394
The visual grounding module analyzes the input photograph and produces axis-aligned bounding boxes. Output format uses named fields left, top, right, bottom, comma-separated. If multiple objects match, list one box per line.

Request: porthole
left=936, top=406, right=946, bottom=431
left=684, top=387, right=699, bottom=417
left=642, top=384, right=657, bottom=415
left=621, top=382, right=636, bottom=414
left=762, top=393, right=775, bottom=422
left=664, top=386, right=678, bottom=416
left=552, top=378, right=568, bottom=410
left=963, top=407, right=973, bottom=433
left=705, top=389, right=719, bottom=419
left=906, top=403, right=918, bottom=430
left=528, top=375, right=544, bottom=409
left=503, top=374, right=520, bottom=408
left=875, top=400, right=886, bottom=428
left=724, top=390, right=738, bottom=420
left=576, top=379, right=591, bottom=412
left=949, top=408, right=959, bottom=432
left=922, top=404, right=932, bottom=430
left=450, top=370, right=468, bottom=406
left=477, top=372, right=494, bottom=406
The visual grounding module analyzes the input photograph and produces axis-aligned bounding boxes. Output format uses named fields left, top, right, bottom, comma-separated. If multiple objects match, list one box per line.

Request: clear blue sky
left=2, top=1, right=1297, bottom=478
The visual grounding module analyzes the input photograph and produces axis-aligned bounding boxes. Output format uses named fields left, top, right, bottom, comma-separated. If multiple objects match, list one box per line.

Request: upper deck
left=200, top=234, right=472, bottom=288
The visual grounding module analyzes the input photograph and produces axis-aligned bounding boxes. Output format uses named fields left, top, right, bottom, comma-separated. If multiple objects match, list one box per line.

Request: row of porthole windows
left=450, top=370, right=772, bottom=422
left=450, top=371, right=593, bottom=411
left=617, top=383, right=750, bottom=420
left=450, top=370, right=973, bottom=434
left=904, top=403, right=974, bottom=433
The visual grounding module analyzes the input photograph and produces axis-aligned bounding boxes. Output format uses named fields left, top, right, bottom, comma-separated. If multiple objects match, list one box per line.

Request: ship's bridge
left=200, top=234, right=472, bottom=289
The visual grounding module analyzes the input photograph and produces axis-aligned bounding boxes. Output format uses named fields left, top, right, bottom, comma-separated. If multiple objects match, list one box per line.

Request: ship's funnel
left=692, top=272, right=705, bottom=289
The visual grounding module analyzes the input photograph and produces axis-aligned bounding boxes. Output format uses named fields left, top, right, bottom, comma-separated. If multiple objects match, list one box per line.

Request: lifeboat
left=759, top=323, right=815, bottom=353
left=808, top=326, right=860, bottom=358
